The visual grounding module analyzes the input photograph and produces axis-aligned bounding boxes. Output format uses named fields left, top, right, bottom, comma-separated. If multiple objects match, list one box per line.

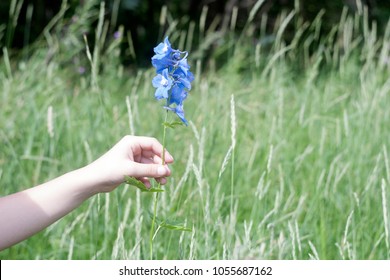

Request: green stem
left=149, top=192, right=159, bottom=259
left=230, top=145, right=235, bottom=218
left=149, top=110, right=168, bottom=260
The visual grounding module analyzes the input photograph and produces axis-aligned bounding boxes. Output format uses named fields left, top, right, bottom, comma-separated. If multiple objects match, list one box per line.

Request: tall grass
left=1, top=0, right=390, bottom=259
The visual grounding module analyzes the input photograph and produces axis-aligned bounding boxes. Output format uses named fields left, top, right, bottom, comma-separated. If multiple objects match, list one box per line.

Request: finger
left=140, top=148, right=174, bottom=164
left=133, top=151, right=163, bottom=164
left=138, top=177, right=151, bottom=188
left=163, top=150, right=174, bottom=163
left=129, top=162, right=171, bottom=178
left=133, top=137, right=174, bottom=163
left=155, top=177, right=167, bottom=185
left=139, top=154, right=166, bottom=165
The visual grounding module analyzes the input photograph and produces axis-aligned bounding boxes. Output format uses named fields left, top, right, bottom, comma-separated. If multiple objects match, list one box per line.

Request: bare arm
left=0, top=136, right=173, bottom=251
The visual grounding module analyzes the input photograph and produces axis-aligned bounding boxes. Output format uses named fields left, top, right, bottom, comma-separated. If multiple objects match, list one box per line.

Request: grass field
left=1, top=2, right=390, bottom=259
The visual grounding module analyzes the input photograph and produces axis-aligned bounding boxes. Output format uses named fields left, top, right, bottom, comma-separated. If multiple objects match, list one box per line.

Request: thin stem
left=149, top=192, right=159, bottom=259
left=230, top=145, right=235, bottom=217
left=161, top=112, right=168, bottom=164
left=149, top=110, right=169, bottom=260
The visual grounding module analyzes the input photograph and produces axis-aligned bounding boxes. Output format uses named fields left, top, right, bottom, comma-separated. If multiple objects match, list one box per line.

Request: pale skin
left=0, top=135, right=174, bottom=251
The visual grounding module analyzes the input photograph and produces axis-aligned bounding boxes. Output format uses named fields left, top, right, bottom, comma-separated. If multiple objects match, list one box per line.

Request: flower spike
left=151, top=37, right=193, bottom=125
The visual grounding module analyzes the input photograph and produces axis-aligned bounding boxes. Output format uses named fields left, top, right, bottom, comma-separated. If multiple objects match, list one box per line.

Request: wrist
left=66, top=166, right=101, bottom=200
left=77, top=163, right=121, bottom=195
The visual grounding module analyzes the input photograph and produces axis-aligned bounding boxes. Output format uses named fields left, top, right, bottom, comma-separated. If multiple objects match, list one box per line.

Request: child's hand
left=84, top=135, right=174, bottom=194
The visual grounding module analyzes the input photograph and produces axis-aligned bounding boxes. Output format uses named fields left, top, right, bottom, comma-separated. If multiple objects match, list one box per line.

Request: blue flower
left=178, top=77, right=191, bottom=91
left=169, top=83, right=188, bottom=105
left=152, top=55, right=173, bottom=74
left=151, top=37, right=175, bottom=73
left=151, top=37, right=193, bottom=125
left=164, top=104, right=188, bottom=125
left=152, top=68, right=173, bottom=100
left=176, top=58, right=191, bottom=76
left=152, top=37, right=172, bottom=59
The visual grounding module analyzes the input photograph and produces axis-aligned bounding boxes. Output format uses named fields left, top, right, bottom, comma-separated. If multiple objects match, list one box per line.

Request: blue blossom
left=152, top=69, right=173, bottom=100
left=151, top=36, right=194, bottom=125
left=153, top=37, right=172, bottom=59
left=152, top=55, right=173, bottom=74
left=164, top=104, right=188, bottom=125
left=169, top=83, right=188, bottom=105
left=175, top=58, right=191, bottom=77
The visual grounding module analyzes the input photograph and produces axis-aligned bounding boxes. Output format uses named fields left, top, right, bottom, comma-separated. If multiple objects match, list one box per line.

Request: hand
left=84, top=135, right=174, bottom=193
left=0, top=135, right=174, bottom=250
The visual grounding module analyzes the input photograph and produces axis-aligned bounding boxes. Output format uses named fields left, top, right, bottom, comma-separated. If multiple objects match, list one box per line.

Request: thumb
left=129, top=163, right=170, bottom=178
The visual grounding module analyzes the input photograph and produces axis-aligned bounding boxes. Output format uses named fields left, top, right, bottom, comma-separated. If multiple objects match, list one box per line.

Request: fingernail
left=157, top=166, right=167, bottom=176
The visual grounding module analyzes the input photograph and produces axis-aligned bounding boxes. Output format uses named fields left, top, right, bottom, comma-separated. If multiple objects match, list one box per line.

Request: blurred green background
left=1, top=0, right=389, bottom=66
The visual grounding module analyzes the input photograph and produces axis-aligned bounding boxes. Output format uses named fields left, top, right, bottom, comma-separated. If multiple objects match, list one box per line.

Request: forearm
left=0, top=167, right=96, bottom=251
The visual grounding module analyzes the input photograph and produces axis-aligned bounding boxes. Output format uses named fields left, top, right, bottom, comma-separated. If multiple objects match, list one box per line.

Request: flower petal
left=164, top=105, right=188, bottom=125
left=155, top=87, right=168, bottom=100
left=152, top=74, right=163, bottom=88
left=153, top=37, right=172, bottom=55
left=170, top=84, right=188, bottom=105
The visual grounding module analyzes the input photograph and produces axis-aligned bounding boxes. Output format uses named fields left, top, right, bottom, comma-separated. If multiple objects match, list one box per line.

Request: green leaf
left=124, top=176, right=164, bottom=192
left=149, top=215, right=192, bottom=232
left=159, top=219, right=192, bottom=232
left=162, top=121, right=184, bottom=129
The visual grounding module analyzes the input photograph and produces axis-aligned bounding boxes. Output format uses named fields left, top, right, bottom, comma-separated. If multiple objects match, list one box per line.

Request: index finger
left=132, top=136, right=174, bottom=163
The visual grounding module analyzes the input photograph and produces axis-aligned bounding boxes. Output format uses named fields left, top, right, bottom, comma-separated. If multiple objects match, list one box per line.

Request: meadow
left=1, top=1, right=390, bottom=259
